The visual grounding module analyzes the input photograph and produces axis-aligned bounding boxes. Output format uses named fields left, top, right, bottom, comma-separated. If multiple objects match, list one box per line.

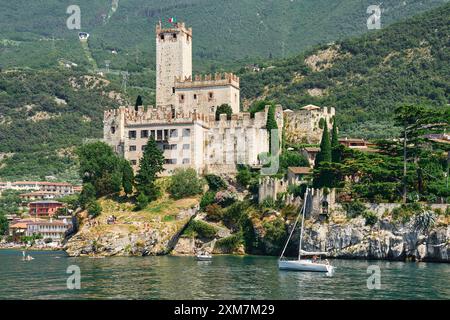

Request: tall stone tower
left=156, top=21, right=193, bottom=107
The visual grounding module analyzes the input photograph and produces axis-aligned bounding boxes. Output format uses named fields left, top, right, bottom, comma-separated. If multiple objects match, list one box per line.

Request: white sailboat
left=278, top=188, right=335, bottom=274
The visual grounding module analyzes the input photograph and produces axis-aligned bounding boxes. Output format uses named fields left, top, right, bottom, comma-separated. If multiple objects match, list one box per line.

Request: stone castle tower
left=156, top=21, right=193, bottom=107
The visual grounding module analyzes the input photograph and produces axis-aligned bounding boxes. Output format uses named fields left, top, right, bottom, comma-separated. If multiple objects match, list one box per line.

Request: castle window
left=141, top=130, right=149, bottom=138
left=163, top=144, right=177, bottom=150
left=179, top=94, right=185, bottom=103
left=193, top=94, right=197, bottom=100
left=183, top=144, right=190, bottom=150
left=129, top=145, right=136, bottom=152
left=208, top=92, right=214, bottom=100
left=172, top=87, right=175, bottom=94
left=182, top=158, right=190, bottom=164
left=156, top=130, right=163, bottom=141
left=111, top=126, right=116, bottom=134
left=164, top=129, right=169, bottom=140
left=160, top=34, right=164, bottom=40
left=170, top=129, right=178, bottom=138
left=141, top=145, right=146, bottom=151
left=131, top=160, right=137, bottom=165
left=182, top=128, right=191, bottom=137
left=172, top=33, right=177, bottom=39
left=128, top=130, right=136, bottom=139
left=150, top=130, right=156, bottom=139
left=165, top=159, right=177, bottom=165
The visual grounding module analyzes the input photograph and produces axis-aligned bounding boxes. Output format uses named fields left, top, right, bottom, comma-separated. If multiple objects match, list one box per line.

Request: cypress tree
left=135, top=95, right=143, bottom=111
left=315, top=124, right=331, bottom=167
left=331, top=119, right=340, bottom=163
left=122, top=160, right=134, bottom=196
left=135, top=137, right=164, bottom=201
left=266, top=104, right=278, bottom=152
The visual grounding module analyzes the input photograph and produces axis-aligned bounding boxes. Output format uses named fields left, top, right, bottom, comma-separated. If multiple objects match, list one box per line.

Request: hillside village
left=0, top=19, right=449, bottom=262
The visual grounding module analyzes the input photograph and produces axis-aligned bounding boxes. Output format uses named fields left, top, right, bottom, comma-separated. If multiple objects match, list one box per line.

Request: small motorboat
left=196, top=252, right=212, bottom=261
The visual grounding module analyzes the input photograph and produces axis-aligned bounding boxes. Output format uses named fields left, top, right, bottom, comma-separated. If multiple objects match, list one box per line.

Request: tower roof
left=156, top=21, right=192, bottom=37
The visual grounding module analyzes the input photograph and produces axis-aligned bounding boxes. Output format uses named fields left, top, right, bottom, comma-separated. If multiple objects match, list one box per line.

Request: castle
left=103, top=22, right=333, bottom=175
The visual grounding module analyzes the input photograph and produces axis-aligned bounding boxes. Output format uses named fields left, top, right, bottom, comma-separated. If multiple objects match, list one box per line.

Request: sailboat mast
left=298, top=188, right=308, bottom=260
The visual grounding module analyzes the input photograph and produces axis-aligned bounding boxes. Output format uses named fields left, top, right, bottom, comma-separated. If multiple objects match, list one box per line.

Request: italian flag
left=168, top=17, right=176, bottom=24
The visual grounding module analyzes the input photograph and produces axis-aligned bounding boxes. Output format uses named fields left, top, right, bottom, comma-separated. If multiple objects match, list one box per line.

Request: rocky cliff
left=64, top=196, right=199, bottom=257
left=297, top=217, right=449, bottom=262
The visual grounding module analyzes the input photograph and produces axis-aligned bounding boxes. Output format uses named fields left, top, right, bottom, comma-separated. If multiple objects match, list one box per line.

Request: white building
left=104, top=22, right=283, bottom=175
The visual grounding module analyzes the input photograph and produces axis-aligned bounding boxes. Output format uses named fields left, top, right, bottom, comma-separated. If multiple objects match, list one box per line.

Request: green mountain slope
left=240, top=3, right=450, bottom=138
left=0, top=0, right=447, bottom=71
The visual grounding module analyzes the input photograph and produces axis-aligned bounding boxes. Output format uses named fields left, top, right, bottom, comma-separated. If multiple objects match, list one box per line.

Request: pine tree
left=122, top=160, right=134, bottom=196
left=135, top=137, right=164, bottom=200
left=331, top=119, right=340, bottom=163
left=315, top=124, right=331, bottom=167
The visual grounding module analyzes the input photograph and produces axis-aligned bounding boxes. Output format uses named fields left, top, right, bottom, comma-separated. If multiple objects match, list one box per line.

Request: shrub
left=169, top=168, right=204, bottom=199
left=392, top=203, right=422, bottom=223
left=87, top=201, right=102, bottom=218
left=362, top=211, right=378, bottom=226
left=204, top=174, right=227, bottom=191
left=342, top=200, right=367, bottom=219
left=215, top=104, right=233, bottom=120
left=135, top=193, right=149, bottom=211
left=260, top=197, right=276, bottom=209
left=183, top=220, right=217, bottom=238
left=215, top=233, right=243, bottom=252
left=79, top=183, right=96, bottom=209
left=262, top=218, right=287, bottom=254
left=214, top=190, right=237, bottom=207
left=200, top=191, right=216, bottom=210
left=204, top=204, right=223, bottom=222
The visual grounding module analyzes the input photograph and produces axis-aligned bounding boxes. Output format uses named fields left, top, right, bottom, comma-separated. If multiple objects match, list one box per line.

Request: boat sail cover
left=299, top=250, right=329, bottom=256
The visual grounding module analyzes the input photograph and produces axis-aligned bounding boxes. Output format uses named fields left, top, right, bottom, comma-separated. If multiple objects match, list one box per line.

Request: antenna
left=121, top=71, right=129, bottom=92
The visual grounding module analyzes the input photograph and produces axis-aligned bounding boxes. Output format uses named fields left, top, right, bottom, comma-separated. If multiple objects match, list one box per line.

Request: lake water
left=0, top=250, right=448, bottom=299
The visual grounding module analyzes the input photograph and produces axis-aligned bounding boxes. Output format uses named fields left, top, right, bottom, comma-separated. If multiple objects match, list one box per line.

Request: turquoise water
left=0, top=250, right=448, bottom=299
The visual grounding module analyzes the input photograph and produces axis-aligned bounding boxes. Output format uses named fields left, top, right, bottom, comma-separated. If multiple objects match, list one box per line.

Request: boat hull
left=278, top=260, right=334, bottom=273
left=196, top=255, right=212, bottom=261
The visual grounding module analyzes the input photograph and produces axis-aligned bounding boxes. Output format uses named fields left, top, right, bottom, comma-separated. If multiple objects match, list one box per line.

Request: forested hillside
left=0, top=0, right=447, bottom=72
left=0, top=2, right=449, bottom=181
left=240, top=3, right=450, bottom=138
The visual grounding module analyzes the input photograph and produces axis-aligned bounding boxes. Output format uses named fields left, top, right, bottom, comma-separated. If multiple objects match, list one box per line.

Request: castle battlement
left=175, top=72, right=239, bottom=89
left=156, top=22, right=192, bottom=37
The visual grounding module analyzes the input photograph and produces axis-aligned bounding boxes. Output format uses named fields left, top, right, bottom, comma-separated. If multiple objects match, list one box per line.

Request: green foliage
left=0, top=190, right=21, bottom=215
left=262, top=218, right=287, bottom=254
left=215, top=233, right=243, bottom=252
left=279, top=150, right=309, bottom=173
left=183, top=220, right=217, bottom=239
left=77, top=141, right=123, bottom=196
left=240, top=3, right=450, bottom=139
left=204, top=174, right=227, bottom=191
left=121, top=160, right=134, bottom=196
left=266, top=104, right=279, bottom=152
left=215, top=104, right=233, bottom=120
left=331, top=120, right=340, bottom=162
left=236, top=165, right=260, bottom=193
left=135, top=193, right=149, bottom=211
left=200, top=191, right=216, bottom=210
left=135, top=137, right=164, bottom=201
left=204, top=204, right=223, bottom=222
left=392, top=203, right=422, bottom=223
left=260, top=197, right=276, bottom=209
left=59, top=194, right=80, bottom=211
left=342, top=200, right=367, bottom=219
left=362, top=211, right=378, bottom=226
left=79, top=183, right=96, bottom=209
left=87, top=201, right=102, bottom=218
left=0, top=213, right=8, bottom=235
left=135, top=95, right=143, bottom=108
left=168, top=168, right=204, bottom=200
left=248, top=100, right=272, bottom=118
